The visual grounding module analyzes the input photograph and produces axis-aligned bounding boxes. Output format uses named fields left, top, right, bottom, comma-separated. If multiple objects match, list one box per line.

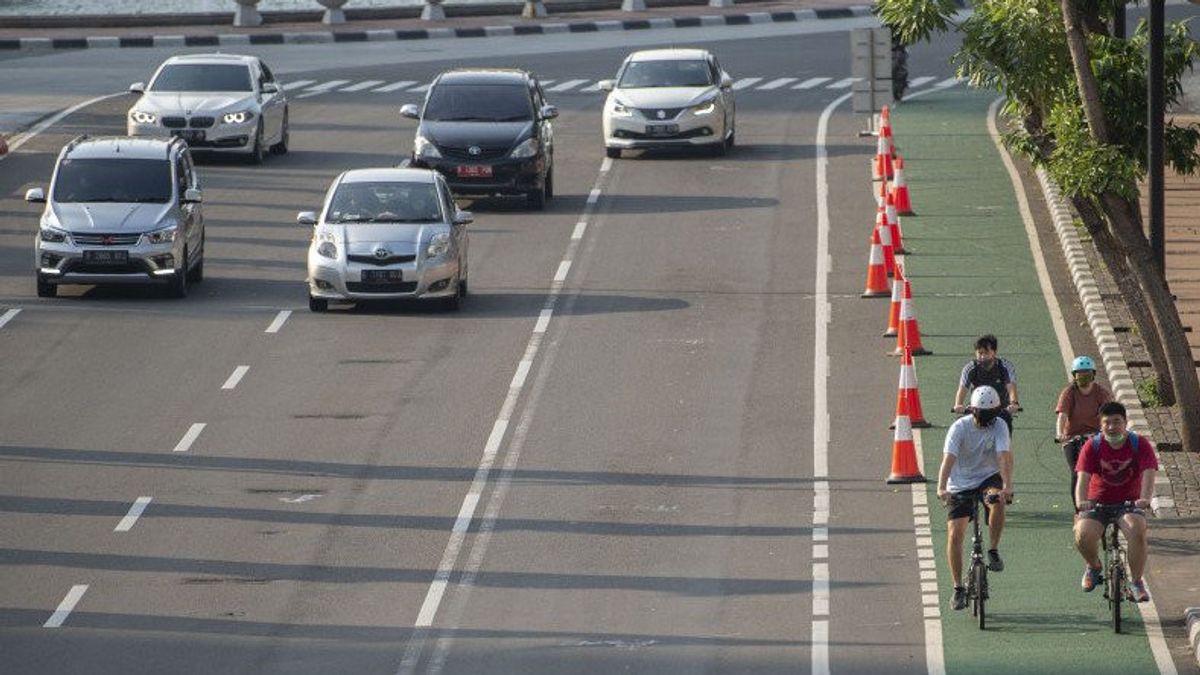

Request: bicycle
left=1085, top=501, right=1139, bottom=633
left=949, top=489, right=1002, bottom=630
left=1056, top=434, right=1087, bottom=509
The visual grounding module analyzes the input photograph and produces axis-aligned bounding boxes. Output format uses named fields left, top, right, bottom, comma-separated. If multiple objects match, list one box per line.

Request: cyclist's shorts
left=946, top=473, right=1003, bottom=521
left=1079, top=504, right=1145, bottom=526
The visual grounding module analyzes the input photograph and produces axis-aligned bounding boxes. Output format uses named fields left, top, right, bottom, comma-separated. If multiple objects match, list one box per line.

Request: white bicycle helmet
left=969, top=385, right=1001, bottom=410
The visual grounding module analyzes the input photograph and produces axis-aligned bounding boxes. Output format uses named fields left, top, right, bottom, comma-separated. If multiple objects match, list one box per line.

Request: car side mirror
left=261, top=82, right=279, bottom=95
left=25, top=187, right=46, bottom=203
left=182, top=188, right=203, bottom=204
left=720, top=73, right=733, bottom=90
left=598, top=79, right=615, bottom=92
left=453, top=210, right=474, bottom=225
left=399, top=104, right=421, bottom=120
left=297, top=211, right=317, bottom=226
left=129, top=82, right=145, bottom=94
left=540, top=104, right=559, bottom=120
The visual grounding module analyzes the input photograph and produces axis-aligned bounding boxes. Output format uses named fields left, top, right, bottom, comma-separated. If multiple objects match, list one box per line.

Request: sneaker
left=1081, top=566, right=1104, bottom=592
left=1127, top=579, right=1150, bottom=603
left=987, top=549, right=1004, bottom=572
left=951, top=587, right=967, bottom=611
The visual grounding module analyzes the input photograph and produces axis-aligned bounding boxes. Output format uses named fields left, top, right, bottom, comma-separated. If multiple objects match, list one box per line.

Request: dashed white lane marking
left=341, top=79, right=385, bottom=92
left=908, top=76, right=936, bottom=88
left=510, top=360, right=533, bottom=389
left=812, top=620, right=830, bottom=675
left=281, top=79, right=316, bottom=91
left=548, top=78, right=589, bottom=92
left=795, top=77, right=831, bottom=89
left=828, top=77, right=859, bottom=89
left=732, top=77, right=763, bottom=90
left=586, top=188, right=601, bottom=205
left=221, top=366, right=250, bottom=390
left=304, top=79, right=350, bottom=92
left=44, top=585, right=88, bottom=628
left=265, top=310, right=292, bottom=334
left=554, top=261, right=572, bottom=282
left=533, top=309, right=552, bottom=334
left=172, top=423, right=206, bottom=453
left=571, top=220, right=587, bottom=240
left=114, top=496, right=152, bottom=532
left=410, top=83, right=431, bottom=94
left=0, top=308, right=20, bottom=330
left=759, top=77, right=798, bottom=90
left=374, top=80, right=417, bottom=92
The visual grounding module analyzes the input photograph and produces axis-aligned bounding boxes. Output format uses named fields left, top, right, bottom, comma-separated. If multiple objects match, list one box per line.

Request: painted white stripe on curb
left=172, top=423, right=205, bottom=453
left=221, top=366, right=249, bottom=390
left=265, top=310, right=292, bottom=334
left=44, top=585, right=87, bottom=628
left=114, top=497, right=152, bottom=532
left=0, top=309, right=20, bottom=330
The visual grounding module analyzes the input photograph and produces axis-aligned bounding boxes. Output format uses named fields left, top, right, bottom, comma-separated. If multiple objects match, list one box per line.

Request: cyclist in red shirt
left=1073, top=401, right=1158, bottom=602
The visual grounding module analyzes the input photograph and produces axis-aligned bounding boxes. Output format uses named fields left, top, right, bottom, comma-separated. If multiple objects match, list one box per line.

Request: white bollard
left=621, top=0, right=646, bottom=10
left=522, top=0, right=548, bottom=18
left=422, top=0, right=447, bottom=21
left=317, top=0, right=348, bottom=24
left=232, top=0, right=263, bottom=27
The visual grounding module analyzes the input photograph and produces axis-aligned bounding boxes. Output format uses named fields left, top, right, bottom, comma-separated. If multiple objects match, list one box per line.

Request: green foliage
left=874, top=0, right=959, bottom=44
left=1138, top=377, right=1163, bottom=408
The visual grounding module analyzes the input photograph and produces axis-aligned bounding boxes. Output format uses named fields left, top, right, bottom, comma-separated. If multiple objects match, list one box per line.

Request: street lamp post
left=1149, top=0, right=1164, bottom=273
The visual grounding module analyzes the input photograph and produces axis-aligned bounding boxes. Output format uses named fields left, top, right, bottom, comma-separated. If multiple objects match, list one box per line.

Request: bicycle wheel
left=1109, top=561, right=1123, bottom=633
left=974, top=563, right=987, bottom=630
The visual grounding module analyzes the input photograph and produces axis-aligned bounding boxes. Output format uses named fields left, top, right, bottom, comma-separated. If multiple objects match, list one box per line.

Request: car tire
left=309, top=294, right=328, bottom=312
left=271, top=111, right=289, bottom=155
left=36, top=274, right=57, bottom=298
left=605, top=147, right=621, bottom=159
left=726, top=126, right=735, bottom=150
left=248, top=122, right=266, bottom=165
left=188, top=234, right=205, bottom=283
left=527, top=181, right=547, bottom=210
left=545, top=164, right=554, bottom=200
left=443, top=278, right=463, bottom=312
left=167, top=248, right=189, bottom=298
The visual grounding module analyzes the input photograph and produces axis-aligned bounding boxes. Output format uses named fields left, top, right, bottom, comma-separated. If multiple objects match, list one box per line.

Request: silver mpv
left=26, top=135, right=205, bottom=298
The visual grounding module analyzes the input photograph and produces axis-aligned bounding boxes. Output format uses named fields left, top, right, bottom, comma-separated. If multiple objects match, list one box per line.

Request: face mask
left=976, top=357, right=995, bottom=370
left=1074, top=373, right=1095, bottom=386
left=973, top=408, right=999, bottom=427
left=1104, top=432, right=1127, bottom=445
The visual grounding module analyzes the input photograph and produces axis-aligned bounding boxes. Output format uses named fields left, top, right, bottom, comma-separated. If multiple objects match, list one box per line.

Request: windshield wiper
left=494, top=115, right=531, bottom=122
left=434, top=116, right=492, bottom=122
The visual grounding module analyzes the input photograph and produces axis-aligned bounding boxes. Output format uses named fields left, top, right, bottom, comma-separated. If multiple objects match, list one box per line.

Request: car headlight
left=222, top=110, right=255, bottom=125
left=142, top=226, right=177, bottom=244
left=426, top=232, right=451, bottom=258
left=610, top=100, right=633, bottom=117
left=509, top=138, right=540, bottom=159
left=414, top=135, right=442, bottom=159
left=129, top=110, right=157, bottom=125
left=690, top=99, right=717, bottom=115
left=317, top=241, right=338, bottom=259
left=39, top=227, right=70, bottom=244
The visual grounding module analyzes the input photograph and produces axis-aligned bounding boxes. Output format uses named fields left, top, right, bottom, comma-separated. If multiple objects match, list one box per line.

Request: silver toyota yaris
left=301, top=168, right=472, bottom=312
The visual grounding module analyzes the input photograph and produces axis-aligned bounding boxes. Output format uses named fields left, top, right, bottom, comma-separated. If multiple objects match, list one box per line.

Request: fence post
left=232, top=0, right=263, bottom=27
left=422, top=0, right=447, bottom=20
left=316, top=0, right=348, bottom=24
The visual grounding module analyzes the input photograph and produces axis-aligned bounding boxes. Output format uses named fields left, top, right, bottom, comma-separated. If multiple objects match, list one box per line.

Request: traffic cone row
left=894, top=276, right=929, bottom=356
left=892, top=156, right=914, bottom=215
left=861, top=226, right=890, bottom=297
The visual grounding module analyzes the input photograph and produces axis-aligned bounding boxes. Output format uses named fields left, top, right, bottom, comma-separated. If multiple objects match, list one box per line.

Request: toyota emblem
left=656, top=110, right=666, bottom=119
left=468, top=146, right=482, bottom=156
left=373, top=246, right=390, bottom=259
left=101, top=235, right=115, bottom=246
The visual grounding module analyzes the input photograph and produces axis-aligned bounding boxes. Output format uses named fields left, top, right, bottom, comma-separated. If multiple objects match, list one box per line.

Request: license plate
left=645, top=124, right=679, bottom=137
left=456, top=164, right=492, bottom=178
left=172, top=130, right=205, bottom=143
left=83, top=250, right=128, bottom=265
left=362, top=269, right=403, bottom=283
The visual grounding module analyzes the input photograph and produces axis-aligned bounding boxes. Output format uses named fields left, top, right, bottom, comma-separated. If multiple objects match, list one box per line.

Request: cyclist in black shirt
left=952, top=334, right=1021, bottom=434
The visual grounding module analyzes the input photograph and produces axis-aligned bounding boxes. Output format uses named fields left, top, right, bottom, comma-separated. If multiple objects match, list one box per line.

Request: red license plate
left=456, top=165, right=492, bottom=178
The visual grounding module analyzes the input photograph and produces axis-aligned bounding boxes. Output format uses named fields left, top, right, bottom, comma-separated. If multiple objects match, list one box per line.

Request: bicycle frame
left=960, top=491, right=993, bottom=630
left=1099, top=510, right=1130, bottom=633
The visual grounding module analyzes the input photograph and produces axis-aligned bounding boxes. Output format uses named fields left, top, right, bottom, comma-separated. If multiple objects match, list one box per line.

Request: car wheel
left=36, top=274, right=57, bottom=298
left=271, top=111, right=289, bottom=155
left=443, top=280, right=462, bottom=312
left=526, top=181, right=547, bottom=210
left=726, top=126, right=735, bottom=149
left=248, top=122, right=266, bottom=165
left=545, top=164, right=554, bottom=200
left=188, top=234, right=205, bottom=283
left=167, top=248, right=189, bottom=298
left=309, top=294, right=328, bottom=312
left=605, top=147, right=621, bottom=159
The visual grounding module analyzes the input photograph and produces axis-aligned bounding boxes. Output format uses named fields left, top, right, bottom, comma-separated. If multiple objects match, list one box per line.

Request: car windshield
left=618, top=60, right=712, bottom=88
left=52, top=157, right=173, bottom=204
left=422, top=83, right=533, bottom=122
left=150, top=63, right=254, bottom=92
left=326, top=181, right=443, bottom=224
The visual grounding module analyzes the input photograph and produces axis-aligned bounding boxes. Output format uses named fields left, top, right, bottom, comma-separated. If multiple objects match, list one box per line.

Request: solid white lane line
left=172, top=423, right=206, bottom=453
left=5, top=93, right=126, bottom=158
left=732, top=77, right=762, bottom=90
left=935, top=77, right=960, bottom=88
left=44, top=585, right=88, bottom=628
left=795, top=77, right=831, bottom=89
left=221, top=366, right=250, bottom=390
left=554, top=261, right=571, bottom=283
left=0, top=308, right=20, bottom=330
left=759, top=77, right=798, bottom=90
left=533, top=310, right=552, bottom=334
left=281, top=79, right=316, bottom=91
left=374, top=80, right=417, bottom=92
left=548, top=78, right=589, bottom=92
left=828, top=77, right=859, bottom=89
left=265, top=310, right=292, bottom=334
left=114, top=497, right=152, bottom=532
left=341, top=80, right=385, bottom=92
left=908, top=76, right=936, bottom=88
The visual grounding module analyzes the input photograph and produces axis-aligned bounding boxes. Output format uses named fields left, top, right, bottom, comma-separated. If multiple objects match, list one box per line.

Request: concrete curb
left=0, top=5, right=874, bottom=51
left=1034, top=168, right=1179, bottom=518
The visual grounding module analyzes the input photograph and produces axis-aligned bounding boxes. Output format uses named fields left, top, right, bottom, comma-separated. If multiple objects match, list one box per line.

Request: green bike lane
left=891, top=88, right=1162, bottom=673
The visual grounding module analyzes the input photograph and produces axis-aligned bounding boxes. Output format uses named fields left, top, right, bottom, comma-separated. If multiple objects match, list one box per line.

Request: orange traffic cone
left=898, top=346, right=930, bottom=428
left=883, top=265, right=903, bottom=337
left=861, top=227, right=890, bottom=297
left=893, top=277, right=931, bottom=355
left=886, top=191, right=907, bottom=255
left=877, top=212, right=897, bottom=278
left=886, top=405, right=926, bottom=484
left=892, top=155, right=914, bottom=215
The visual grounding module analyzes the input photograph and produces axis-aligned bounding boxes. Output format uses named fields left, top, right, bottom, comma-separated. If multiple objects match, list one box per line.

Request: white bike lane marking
left=43, top=585, right=88, bottom=628
left=0, top=308, right=21, bottom=329
left=114, top=497, right=153, bottom=532
left=396, top=156, right=615, bottom=675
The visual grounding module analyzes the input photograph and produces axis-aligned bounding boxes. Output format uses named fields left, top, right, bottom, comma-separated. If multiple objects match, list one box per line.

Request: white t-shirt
left=943, top=414, right=1011, bottom=492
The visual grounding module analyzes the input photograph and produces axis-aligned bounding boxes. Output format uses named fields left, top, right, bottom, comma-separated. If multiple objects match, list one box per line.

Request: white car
left=127, top=53, right=289, bottom=164
left=600, top=48, right=736, bottom=158
left=300, top=168, right=471, bottom=312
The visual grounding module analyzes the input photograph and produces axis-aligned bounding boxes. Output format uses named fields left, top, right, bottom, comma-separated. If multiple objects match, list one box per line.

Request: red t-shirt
left=1075, top=433, right=1159, bottom=503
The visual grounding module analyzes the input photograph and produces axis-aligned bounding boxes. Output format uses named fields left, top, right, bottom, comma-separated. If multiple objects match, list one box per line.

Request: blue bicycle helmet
left=1071, top=355, right=1096, bottom=372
